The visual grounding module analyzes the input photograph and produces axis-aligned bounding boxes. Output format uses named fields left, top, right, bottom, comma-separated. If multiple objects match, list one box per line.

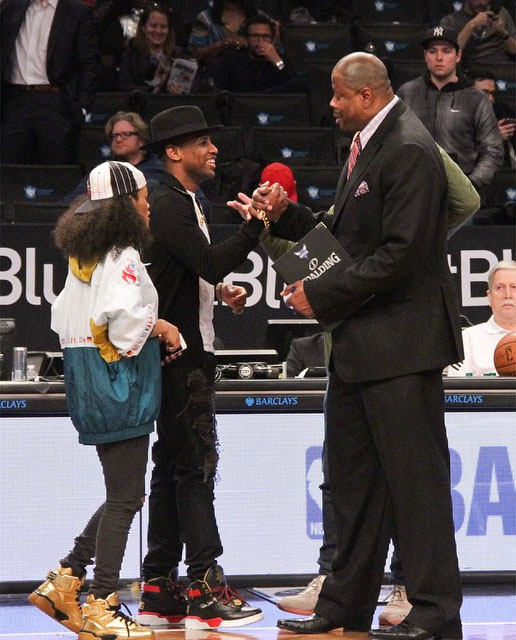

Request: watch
left=276, top=60, right=285, bottom=70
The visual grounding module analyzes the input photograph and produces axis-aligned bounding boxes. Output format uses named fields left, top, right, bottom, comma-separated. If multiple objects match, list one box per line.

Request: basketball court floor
left=1, top=582, right=514, bottom=640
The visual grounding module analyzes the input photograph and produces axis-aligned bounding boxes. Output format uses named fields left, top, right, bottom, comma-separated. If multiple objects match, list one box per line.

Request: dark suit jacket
left=0, top=0, right=98, bottom=112
left=271, top=100, right=464, bottom=383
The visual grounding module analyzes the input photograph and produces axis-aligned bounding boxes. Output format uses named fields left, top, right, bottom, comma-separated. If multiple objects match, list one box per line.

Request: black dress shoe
left=277, top=614, right=341, bottom=634
left=368, top=622, right=443, bottom=639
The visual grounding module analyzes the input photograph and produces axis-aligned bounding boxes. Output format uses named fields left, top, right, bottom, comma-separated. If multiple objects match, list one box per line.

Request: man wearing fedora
left=136, top=105, right=266, bottom=629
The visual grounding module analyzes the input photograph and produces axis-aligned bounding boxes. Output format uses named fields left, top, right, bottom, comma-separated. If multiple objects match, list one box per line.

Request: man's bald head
left=333, top=52, right=392, bottom=96
left=330, top=53, right=394, bottom=134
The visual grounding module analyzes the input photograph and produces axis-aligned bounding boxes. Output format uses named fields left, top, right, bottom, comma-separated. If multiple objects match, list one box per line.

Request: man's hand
left=250, top=181, right=289, bottom=223
left=220, top=284, right=247, bottom=314
left=255, top=40, right=281, bottom=65
left=498, top=118, right=516, bottom=141
left=227, top=192, right=253, bottom=221
left=470, top=10, right=492, bottom=28
left=281, top=280, right=315, bottom=318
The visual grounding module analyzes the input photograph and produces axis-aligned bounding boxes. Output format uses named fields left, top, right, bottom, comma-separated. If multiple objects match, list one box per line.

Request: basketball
left=494, top=332, right=516, bottom=376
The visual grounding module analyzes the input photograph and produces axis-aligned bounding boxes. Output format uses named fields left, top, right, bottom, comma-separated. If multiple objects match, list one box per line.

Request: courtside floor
left=0, top=584, right=514, bottom=640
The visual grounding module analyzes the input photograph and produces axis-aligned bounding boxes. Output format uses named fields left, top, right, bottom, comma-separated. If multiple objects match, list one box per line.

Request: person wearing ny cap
left=397, top=25, right=503, bottom=194
left=28, top=161, right=182, bottom=639
left=135, top=105, right=265, bottom=629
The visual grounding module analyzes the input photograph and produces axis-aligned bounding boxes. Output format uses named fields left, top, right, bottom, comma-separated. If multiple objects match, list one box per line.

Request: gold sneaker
left=28, top=566, right=84, bottom=633
left=79, top=592, right=155, bottom=640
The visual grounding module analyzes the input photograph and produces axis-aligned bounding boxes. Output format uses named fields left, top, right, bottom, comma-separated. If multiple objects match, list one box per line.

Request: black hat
left=142, top=106, right=223, bottom=153
left=422, top=25, right=459, bottom=50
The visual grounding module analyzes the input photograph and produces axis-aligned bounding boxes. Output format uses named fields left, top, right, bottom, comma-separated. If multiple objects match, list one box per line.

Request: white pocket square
left=354, top=181, right=370, bottom=197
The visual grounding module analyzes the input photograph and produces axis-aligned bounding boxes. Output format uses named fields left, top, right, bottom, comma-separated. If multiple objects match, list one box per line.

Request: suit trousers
left=61, top=434, right=149, bottom=597
left=1, top=86, right=77, bottom=164
left=315, top=369, right=462, bottom=637
left=142, top=353, right=223, bottom=581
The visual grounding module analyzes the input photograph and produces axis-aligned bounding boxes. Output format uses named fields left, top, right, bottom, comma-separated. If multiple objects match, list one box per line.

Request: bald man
left=245, top=53, right=464, bottom=640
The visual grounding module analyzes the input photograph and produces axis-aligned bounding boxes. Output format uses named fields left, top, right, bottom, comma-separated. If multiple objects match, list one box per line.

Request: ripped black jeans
left=142, top=353, right=223, bottom=581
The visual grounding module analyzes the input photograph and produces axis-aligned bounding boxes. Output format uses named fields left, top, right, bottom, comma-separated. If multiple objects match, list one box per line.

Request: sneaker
left=28, top=566, right=84, bottom=633
left=79, top=592, right=155, bottom=639
left=137, top=574, right=187, bottom=627
left=378, top=585, right=412, bottom=626
left=185, top=564, right=263, bottom=629
left=277, top=575, right=326, bottom=615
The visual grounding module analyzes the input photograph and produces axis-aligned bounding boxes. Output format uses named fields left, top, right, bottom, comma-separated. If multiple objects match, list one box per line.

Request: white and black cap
left=76, top=161, right=146, bottom=213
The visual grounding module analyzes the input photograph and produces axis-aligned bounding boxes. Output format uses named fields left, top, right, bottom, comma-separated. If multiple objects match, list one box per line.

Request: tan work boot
left=79, top=592, right=155, bottom=639
left=28, top=566, right=84, bottom=633
left=378, top=585, right=412, bottom=626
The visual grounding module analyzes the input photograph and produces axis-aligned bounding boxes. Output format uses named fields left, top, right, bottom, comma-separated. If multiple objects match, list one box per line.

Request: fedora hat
left=142, top=106, right=223, bottom=153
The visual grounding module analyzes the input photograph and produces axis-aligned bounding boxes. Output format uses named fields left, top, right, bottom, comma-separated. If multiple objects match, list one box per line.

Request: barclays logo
left=445, top=394, right=483, bottom=404
left=305, top=40, right=317, bottom=52
left=100, top=144, right=111, bottom=159
left=245, top=397, right=255, bottom=406
left=281, top=147, right=293, bottom=158
left=307, top=186, right=320, bottom=199
left=507, top=188, right=516, bottom=201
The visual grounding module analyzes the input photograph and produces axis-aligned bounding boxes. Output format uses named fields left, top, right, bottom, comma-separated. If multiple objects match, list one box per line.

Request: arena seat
left=250, top=127, right=337, bottom=166
left=141, top=93, right=225, bottom=125
left=86, top=93, right=132, bottom=126
left=227, top=93, right=310, bottom=128
left=280, top=23, right=354, bottom=65
left=351, top=0, right=426, bottom=23
left=77, top=126, right=112, bottom=172
left=356, top=22, right=429, bottom=60
left=293, top=165, right=342, bottom=210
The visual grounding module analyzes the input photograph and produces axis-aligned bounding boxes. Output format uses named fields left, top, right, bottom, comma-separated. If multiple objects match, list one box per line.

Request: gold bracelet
left=257, top=209, right=270, bottom=228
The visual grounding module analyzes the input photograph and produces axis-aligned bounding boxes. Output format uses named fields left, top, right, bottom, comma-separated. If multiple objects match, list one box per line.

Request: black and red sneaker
left=137, top=575, right=187, bottom=627
left=185, top=565, right=263, bottom=629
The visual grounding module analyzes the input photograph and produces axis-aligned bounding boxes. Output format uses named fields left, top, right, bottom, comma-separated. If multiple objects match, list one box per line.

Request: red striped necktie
left=347, top=131, right=362, bottom=180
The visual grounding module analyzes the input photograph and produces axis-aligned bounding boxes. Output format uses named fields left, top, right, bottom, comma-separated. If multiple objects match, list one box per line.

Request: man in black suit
left=0, top=0, right=98, bottom=164
left=246, top=52, right=464, bottom=640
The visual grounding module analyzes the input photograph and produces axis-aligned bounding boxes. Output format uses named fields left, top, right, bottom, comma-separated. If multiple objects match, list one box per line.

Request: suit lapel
left=46, top=0, right=64, bottom=68
left=332, top=101, right=407, bottom=228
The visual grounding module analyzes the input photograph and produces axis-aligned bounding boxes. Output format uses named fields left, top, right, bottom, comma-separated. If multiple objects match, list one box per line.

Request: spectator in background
left=448, top=260, right=516, bottom=376
left=286, top=332, right=325, bottom=377
left=471, top=70, right=516, bottom=167
left=213, top=15, right=307, bottom=93
left=92, top=0, right=148, bottom=91
left=440, top=0, right=515, bottom=68
left=119, top=4, right=187, bottom=93
left=66, top=111, right=163, bottom=201
left=188, top=0, right=261, bottom=89
left=397, top=26, right=504, bottom=192
left=261, top=162, right=298, bottom=201
left=0, top=0, right=98, bottom=164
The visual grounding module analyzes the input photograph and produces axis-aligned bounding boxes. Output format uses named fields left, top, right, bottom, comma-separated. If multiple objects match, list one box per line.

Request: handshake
left=226, top=181, right=290, bottom=227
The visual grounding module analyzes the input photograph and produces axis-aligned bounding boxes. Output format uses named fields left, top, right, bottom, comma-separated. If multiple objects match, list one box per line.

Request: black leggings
left=61, top=434, right=149, bottom=598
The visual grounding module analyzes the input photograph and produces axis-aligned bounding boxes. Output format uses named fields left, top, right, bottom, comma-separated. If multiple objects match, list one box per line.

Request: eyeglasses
left=110, top=131, right=139, bottom=140
left=248, top=33, right=272, bottom=41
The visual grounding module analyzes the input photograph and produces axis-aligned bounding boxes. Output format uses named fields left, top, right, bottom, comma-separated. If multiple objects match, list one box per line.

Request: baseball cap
left=76, top=161, right=146, bottom=213
left=422, top=25, right=459, bottom=50
left=260, top=162, right=298, bottom=202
